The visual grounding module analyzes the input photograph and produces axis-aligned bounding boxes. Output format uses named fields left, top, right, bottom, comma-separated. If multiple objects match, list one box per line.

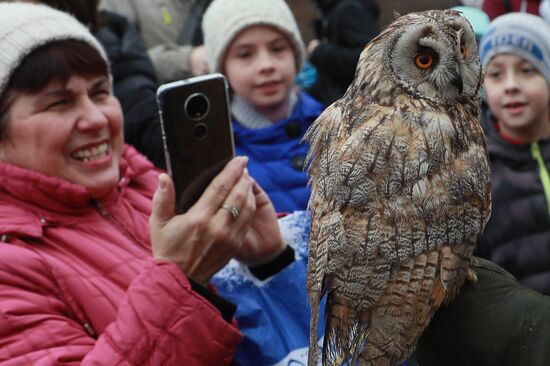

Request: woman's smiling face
left=0, top=74, right=124, bottom=198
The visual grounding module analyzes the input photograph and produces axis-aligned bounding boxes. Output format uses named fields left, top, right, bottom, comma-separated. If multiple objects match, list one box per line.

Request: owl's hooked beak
left=450, top=70, right=464, bottom=95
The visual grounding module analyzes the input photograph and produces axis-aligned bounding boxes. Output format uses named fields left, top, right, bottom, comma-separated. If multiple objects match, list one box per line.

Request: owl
left=305, top=9, right=491, bottom=366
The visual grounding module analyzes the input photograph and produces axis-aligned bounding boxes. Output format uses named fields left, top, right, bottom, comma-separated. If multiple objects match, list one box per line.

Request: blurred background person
left=450, top=0, right=484, bottom=7
left=541, top=0, right=550, bottom=20
left=202, top=0, right=324, bottom=213
left=306, top=0, right=380, bottom=106
left=476, top=13, right=550, bottom=295
left=483, top=0, right=542, bottom=19
left=100, top=0, right=211, bottom=83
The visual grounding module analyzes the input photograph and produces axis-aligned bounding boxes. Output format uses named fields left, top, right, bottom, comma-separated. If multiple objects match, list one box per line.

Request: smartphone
left=156, top=73, right=235, bottom=213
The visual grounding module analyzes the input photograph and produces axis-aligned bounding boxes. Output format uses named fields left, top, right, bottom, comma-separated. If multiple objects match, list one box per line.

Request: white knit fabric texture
left=231, top=92, right=298, bottom=129
left=202, top=0, right=305, bottom=73
left=541, top=0, right=550, bottom=23
left=0, top=2, right=107, bottom=97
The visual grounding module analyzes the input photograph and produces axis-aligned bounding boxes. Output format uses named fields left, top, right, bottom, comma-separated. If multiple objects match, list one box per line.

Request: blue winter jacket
left=232, top=92, right=325, bottom=213
left=212, top=211, right=325, bottom=365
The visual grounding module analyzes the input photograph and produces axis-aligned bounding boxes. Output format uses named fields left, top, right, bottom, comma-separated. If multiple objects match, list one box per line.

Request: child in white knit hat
left=201, top=1, right=326, bottom=365
left=477, top=12, right=550, bottom=295
left=202, top=0, right=325, bottom=214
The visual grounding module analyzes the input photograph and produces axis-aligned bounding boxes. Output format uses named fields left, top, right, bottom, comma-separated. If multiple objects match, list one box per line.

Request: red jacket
left=0, top=146, right=242, bottom=365
left=483, top=0, right=541, bottom=19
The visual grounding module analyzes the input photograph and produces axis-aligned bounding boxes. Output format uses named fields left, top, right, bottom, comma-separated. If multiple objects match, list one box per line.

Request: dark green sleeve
left=415, top=257, right=550, bottom=366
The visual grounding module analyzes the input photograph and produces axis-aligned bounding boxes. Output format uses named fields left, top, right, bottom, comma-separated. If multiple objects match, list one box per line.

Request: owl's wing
left=304, top=101, right=346, bottom=365
left=305, top=99, right=397, bottom=363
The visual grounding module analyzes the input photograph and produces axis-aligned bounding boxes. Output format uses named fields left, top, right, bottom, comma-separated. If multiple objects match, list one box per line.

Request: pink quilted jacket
left=0, top=146, right=242, bottom=365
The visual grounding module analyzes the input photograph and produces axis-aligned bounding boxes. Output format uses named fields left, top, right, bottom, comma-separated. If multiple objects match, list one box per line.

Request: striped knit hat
left=480, top=12, right=550, bottom=86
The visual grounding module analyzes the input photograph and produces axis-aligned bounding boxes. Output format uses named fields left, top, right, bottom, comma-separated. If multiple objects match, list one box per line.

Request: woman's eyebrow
left=32, top=88, right=72, bottom=107
left=91, top=78, right=110, bottom=89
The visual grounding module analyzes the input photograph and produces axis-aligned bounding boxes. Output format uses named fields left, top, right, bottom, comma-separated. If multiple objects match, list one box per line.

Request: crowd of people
left=0, top=0, right=549, bottom=365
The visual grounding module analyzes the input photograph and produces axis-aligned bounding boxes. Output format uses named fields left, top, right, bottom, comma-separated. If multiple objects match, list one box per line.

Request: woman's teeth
left=72, top=142, right=109, bottom=162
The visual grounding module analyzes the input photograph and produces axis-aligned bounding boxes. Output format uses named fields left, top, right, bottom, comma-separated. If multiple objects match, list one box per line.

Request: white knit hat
left=541, top=0, right=550, bottom=23
left=480, top=12, right=550, bottom=86
left=202, top=0, right=305, bottom=73
left=0, top=2, right=108, bottom=98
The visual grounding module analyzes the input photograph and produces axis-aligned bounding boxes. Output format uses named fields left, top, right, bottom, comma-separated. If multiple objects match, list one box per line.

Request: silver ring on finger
left=220, top=203, right=239, bottom=221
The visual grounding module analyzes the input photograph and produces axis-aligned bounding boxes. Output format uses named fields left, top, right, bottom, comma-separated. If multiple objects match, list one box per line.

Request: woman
left=29, top=0, right=166, bottom=168
left=0, top=3, right=285, bottom=364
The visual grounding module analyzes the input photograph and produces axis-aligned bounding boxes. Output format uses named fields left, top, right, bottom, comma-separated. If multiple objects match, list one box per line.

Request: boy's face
left=223, top=25, right=296, bottom=117
left=484, top=54, right=550, bottom=141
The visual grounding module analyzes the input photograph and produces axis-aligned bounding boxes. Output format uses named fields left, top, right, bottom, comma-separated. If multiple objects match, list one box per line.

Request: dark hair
left=0, top=39, right=108, bottom=141
left=39, top=0, right=100, bottom=31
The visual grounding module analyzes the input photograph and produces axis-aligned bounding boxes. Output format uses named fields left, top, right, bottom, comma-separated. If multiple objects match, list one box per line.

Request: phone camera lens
left=193, top=123, right=208, bottom=140
left=185, top=93, right=210, bottom=121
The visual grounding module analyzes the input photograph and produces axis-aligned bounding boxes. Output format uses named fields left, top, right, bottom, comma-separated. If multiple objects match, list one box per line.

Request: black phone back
left=157, top=73, right=235, bottom=213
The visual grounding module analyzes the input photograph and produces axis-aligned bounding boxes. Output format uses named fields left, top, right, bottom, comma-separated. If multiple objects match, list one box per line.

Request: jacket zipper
left=62, top=199, right=151, bottom=339
left=530, top=142, right=550, bottom=216
left=92, top=199, right=149, bottom=249
left=77, top=200, right=150, bottom=337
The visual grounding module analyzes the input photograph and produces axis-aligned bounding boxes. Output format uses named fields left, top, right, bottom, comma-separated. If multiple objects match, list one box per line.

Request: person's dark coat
left=307, top=0, right=380, bottom=106
left=475, top=110, right=550, bottom=295
left=95, top=11, right=166, bottom=168
left=416, top=257, right=550, bottom=366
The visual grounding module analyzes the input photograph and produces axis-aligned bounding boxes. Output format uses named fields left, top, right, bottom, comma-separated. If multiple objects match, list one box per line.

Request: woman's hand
left=307, top=39, right=320, bottom=56
left=149, top=156, right=256, bottom=285
left=235, top=180, right=286, bottom=267
left=189, top=45, right=209, bottom=76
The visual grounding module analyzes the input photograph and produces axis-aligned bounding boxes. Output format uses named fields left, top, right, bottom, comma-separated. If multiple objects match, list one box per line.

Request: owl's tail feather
left=308, top=291, right=321, bottom=366
left=441, top=243, right=475, bottom=301
left=356, top=252, right=441, bottom=365
left=322, top=302, right=371, bottom=366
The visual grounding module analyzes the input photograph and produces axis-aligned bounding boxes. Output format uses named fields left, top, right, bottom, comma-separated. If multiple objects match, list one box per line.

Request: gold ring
left=221, top=204, right=239, bottom=220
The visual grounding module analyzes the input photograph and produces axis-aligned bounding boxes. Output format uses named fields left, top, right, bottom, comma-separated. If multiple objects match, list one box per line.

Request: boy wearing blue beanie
left=477, top=12, right=550, bottom=294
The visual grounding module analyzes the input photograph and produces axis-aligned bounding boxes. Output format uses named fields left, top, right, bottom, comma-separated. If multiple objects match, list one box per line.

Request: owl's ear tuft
left=393, top=11, right=402, bottom=20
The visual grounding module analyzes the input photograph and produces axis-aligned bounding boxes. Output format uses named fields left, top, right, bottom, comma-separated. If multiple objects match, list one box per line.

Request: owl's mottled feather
left=305, top=9, right=491, bottom=366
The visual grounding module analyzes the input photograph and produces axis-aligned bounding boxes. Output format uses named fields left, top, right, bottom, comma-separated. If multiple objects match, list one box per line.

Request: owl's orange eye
left=461, top=44, right=468, bottom=58
left=415, top=53, right=433, bottom=69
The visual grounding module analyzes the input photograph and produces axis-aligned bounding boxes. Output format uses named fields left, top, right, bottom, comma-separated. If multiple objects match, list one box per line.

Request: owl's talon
left=466, top=268, right=478, bottom=283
